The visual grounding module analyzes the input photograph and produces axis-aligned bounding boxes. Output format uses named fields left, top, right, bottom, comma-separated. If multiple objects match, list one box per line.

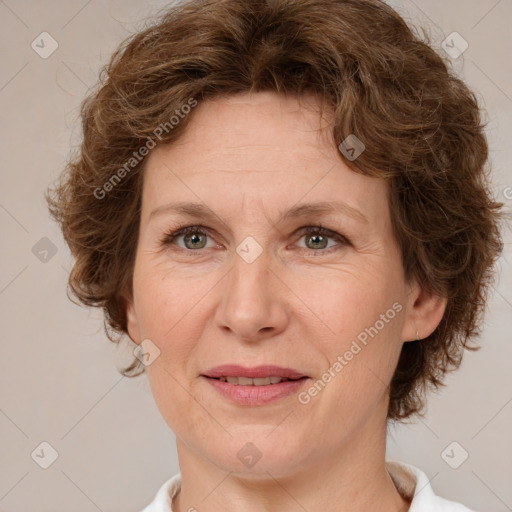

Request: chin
left=204, top=429, right=308, bottom=478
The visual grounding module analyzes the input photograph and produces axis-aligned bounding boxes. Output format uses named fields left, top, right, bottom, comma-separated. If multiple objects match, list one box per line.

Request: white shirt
left=140, top=460, right=474, bottom=511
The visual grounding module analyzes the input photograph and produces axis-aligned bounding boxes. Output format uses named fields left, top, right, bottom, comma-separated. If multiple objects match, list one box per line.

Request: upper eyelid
left=167, top=224, right=341, bottom=238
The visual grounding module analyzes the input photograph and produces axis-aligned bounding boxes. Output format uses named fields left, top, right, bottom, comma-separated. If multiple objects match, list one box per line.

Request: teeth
left=217, top=376, right=291, bottom=385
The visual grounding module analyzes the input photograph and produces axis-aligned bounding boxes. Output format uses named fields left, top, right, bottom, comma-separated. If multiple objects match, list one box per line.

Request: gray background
left=0, top=0, right=511, bottom=510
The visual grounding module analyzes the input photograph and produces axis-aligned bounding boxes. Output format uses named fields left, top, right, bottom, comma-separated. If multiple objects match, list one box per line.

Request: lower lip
left=202, top=376, right=310, bottom=406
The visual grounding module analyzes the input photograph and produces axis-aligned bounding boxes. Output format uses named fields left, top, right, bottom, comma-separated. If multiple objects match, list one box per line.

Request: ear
left=400, top=277, right=447, bottom=342
left=124, top=289, right=142, bottom=345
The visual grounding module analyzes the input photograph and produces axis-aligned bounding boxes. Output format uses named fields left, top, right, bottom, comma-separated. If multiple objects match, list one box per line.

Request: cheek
left=132, top=258, right=211, bottom=339
left=131, top=263, right=211, bottom=409
left=300, top=283, right=405, bottom=438
left=304, top=261, right=404, bottom=344
left=302, top=261, right=406, bottom=403
left=135, top=266, right=207, bottom=426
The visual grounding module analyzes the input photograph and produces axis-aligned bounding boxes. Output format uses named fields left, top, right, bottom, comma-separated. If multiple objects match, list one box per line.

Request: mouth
left=202, top=375, right=310, bottom=406
left=200, top=365, right=310, bottom=405
left=202, top=364, right=309, bottom=383
left=205, top=375, right=308, bottom=386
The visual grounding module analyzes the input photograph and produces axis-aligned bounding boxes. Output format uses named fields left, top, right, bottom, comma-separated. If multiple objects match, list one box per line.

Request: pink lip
left=202, top=364, right=307, bottom=379
left=202, top=375, right=310, bottom=406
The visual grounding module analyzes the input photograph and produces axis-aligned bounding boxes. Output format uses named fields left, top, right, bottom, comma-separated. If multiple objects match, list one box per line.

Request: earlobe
left=401, top=280, right=447, bottom=343
left=124, top=292, right=141, bottom=345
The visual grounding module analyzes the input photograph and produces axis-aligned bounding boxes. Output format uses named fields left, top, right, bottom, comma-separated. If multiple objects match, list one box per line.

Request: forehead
left=141, top=92, right=389, bottom=227
left=147, top=91, right=334, bottom=168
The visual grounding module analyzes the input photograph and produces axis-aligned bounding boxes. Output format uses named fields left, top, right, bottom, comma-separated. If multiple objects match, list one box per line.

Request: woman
left=47, top=0, right=503, bottom=510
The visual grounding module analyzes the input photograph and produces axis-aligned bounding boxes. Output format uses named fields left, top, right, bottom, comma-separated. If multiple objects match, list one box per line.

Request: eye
left=161, top=223, right=350, bottom=254
left=160, top=225, right=216, bottom=251
left=295, top=225, right=350, bottom=254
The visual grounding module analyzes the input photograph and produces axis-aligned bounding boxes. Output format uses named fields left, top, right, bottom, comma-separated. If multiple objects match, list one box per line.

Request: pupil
left=308, top=234, right=327, bottom=249
left=185, top=233, right=206, bottom=249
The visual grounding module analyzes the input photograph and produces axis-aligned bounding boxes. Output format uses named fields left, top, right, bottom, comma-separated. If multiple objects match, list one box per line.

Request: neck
left=172, top=399, right=410, bottom=512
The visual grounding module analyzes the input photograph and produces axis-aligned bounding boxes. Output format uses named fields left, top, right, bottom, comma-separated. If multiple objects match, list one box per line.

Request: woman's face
left=126, top=91, right=442, bottom=477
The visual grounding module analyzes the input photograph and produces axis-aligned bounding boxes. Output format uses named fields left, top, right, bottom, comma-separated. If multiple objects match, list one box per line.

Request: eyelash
left=159, top=224, right=350, bottom=255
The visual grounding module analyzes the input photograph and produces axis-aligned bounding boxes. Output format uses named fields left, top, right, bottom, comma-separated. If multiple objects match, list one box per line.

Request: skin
left=126, top=91, right=446, bottom=512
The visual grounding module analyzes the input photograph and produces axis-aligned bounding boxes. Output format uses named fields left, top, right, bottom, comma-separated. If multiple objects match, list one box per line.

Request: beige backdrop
left=1, top=0, right=511, bottom=510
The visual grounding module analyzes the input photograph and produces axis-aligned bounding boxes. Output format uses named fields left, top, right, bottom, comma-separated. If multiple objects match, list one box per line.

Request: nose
left=214, top=248, right=290, bottom=343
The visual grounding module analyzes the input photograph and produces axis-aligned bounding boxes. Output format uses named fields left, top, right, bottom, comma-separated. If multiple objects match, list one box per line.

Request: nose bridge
left=238, top=240, right=274, bottom=290
left=214, top=240, right=288, bottom=340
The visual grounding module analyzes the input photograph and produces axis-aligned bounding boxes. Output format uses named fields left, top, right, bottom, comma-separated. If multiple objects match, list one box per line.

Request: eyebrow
left=149, top=200, right=368, bottom=225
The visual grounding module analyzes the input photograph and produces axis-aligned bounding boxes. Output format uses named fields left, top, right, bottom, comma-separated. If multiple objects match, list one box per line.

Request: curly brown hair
left=47, top=0, right=504, bottom=420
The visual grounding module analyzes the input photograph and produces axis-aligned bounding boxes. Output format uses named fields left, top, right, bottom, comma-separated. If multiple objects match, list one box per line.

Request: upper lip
left=202, top=365, right=308, bottom=379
